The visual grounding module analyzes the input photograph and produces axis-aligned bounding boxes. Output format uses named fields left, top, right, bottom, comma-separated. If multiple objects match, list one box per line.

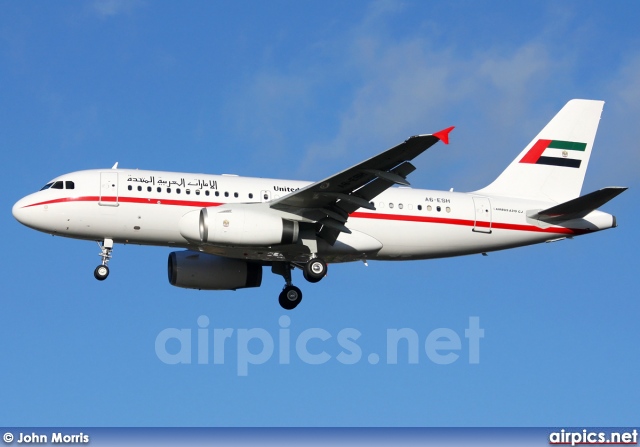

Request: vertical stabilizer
left=476, top=99, right=604, bottom=203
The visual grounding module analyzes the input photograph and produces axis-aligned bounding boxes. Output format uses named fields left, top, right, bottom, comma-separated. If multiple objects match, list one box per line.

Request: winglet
left=433, top=126, right=455, bottom=145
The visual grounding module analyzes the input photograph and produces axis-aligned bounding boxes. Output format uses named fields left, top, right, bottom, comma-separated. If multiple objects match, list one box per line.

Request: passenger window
left=249, top=193, right=253, bottom=199
left=147, top=186, right=152, bottom=192
left=234, top=192, right=238, bottom=198
left=215, top=191, right=220, bottom=197
left=427, top=205, right=432, bottom=211
left=398, top=203, right=403, bottom=210
left=176, top=188, right=181, bottom=194
left=128, top=185, right=132, bottom=191
left=157, top=187, right=162, bottom=193
left=437, top=206, right=441, bottom=212
left=446, top=207, right=451, bottom=213
left=40, top=182, right=53, bottom=191
left=65, top=181, right=75, bottom=189
left=51, top=181, right=63, bottom=189
left=389, top=203, right=394, bottom=209
left=418, top=205, right=422, bottom=211
left=205, top=190, right=210, bottom=196
left=195, top=190, right=200, bottom=196
left=224, top=192, right=229, bottom=197
left=137, top=186, right=142, bottom=192
left=186, top=189, right=190, bottom=195
left=167, top=188, right=172, bottom=193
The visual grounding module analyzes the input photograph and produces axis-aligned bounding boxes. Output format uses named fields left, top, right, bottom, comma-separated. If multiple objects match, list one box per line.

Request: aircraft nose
left=12, top=198, right=27, bottom=224
left=12, top=196, right=37, bottom=228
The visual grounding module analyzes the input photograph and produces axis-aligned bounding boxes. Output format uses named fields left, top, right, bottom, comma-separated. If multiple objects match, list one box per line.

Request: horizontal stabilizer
left=530, top=187, right=627, bottom=223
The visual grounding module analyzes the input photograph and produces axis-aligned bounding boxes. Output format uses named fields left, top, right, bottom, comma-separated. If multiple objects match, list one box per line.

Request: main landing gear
left=94, top=239, right=113, bottom=281
left=273, top=258, right=327, bottom=310
left=279, top=285, right=303, bottom=311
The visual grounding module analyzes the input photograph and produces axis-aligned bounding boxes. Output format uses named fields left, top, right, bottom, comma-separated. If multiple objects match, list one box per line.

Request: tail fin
left=476, top=99, right=605, bottom=203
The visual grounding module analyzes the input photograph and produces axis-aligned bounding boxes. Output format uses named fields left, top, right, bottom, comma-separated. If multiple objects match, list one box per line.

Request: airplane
left=12, top=99, right=627, bottom=310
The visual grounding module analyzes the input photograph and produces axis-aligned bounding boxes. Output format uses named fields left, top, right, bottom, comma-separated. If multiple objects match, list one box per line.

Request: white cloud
left=91, top=0, right=142, bottom=18
left=294, top=30, right=557, bottom=186
left=593, top=54, right=640, bottom=188
left=221, top=1, right=634, bottom=191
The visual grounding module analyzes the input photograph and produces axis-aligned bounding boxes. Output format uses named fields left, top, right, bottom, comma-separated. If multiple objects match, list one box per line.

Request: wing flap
left=363, top=169, right=411, bottom=186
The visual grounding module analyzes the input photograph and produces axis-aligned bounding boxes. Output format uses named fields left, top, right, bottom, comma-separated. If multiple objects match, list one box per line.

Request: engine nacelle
left=168, top=250, right=262, bottom=290
left=179, top=207, right=299, bottom=246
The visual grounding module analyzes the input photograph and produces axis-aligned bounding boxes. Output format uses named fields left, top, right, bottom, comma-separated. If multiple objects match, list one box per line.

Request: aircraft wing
left=270, top=127, right=453, bottom=243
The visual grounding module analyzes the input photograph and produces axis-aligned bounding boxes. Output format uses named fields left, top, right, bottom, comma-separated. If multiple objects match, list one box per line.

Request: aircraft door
left=99, top=172, right=119, bottom=206
left=472, top=197, right=491, bottom=233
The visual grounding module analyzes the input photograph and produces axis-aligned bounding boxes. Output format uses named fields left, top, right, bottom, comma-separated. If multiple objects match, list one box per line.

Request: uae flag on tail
left=519, top=139, right=586, bottom=168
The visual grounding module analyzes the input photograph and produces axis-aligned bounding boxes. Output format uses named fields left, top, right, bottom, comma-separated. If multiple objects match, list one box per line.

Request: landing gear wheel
left=279, top=285, right=302, bottom=310
left=303, top=258, right=327, bottom=283
left=95, top=239, right=114, bottom=281
left=94, top=265, right=110, bottom=281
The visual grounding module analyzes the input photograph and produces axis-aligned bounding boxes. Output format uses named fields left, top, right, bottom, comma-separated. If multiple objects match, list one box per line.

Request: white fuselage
left=12, top=168, right=615, bottom=263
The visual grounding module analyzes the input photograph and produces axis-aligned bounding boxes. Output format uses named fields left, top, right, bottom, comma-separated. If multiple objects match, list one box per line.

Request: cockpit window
left=40, top=180, right=73, bottom=190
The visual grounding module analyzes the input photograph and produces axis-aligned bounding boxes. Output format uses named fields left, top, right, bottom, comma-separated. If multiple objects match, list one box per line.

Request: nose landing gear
left=94, top=239, right=113, bottom=281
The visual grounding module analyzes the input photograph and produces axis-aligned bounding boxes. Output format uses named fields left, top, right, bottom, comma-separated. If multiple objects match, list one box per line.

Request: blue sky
left=1, top=1, right=638, bottom=427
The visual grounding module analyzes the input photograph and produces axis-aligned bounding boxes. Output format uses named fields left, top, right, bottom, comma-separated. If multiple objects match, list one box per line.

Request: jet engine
left=168, top=250, right=262, bottom=290
left=179, top=207, right=299, bottom=246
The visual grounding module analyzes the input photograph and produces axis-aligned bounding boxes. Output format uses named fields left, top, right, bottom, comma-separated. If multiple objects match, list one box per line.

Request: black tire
left=303, top=270, right=321, bottom=283
left=279, top=285, right=302, bottom=310
left=94, top=265, right=109, bottom=281
left=304, top=258, right=326, bottom=283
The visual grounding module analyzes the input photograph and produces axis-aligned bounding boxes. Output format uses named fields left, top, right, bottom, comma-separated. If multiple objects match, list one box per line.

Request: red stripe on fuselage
left=22, top=195, right=587, bottom=235
left=349, top=211, right=587, bottom=235
left=22, top=196, right=223, bottom=208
